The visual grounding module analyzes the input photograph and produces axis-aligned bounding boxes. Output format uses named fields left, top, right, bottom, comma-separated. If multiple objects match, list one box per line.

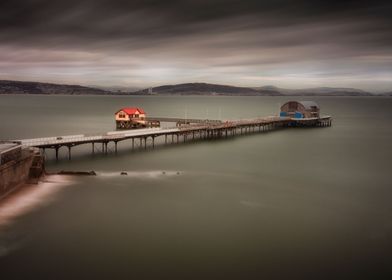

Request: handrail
left=11, top=116, right=332, bottom=148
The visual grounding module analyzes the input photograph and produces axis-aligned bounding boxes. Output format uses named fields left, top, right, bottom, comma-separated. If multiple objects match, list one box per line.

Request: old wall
left=0, top=149, right=43, bottom=199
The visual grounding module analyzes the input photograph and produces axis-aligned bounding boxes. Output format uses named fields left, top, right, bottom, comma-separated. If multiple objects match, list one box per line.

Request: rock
left=58, top=170, right=96, bottom=176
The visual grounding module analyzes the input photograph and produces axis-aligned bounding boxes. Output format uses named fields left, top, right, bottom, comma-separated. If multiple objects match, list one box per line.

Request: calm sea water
left=0, top=95, right=392, bottom=279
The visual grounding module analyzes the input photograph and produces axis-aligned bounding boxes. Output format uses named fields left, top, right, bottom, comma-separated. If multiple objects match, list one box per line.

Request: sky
left=0, top=0, right=391, bottom=91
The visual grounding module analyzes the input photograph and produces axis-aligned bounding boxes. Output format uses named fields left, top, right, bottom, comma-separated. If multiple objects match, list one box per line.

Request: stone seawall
left=0, top=148, right=44, bottom=199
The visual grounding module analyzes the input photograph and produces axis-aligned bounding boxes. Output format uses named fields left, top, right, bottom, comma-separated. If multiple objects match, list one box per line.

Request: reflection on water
left=0, top=95, right=392, bottom=278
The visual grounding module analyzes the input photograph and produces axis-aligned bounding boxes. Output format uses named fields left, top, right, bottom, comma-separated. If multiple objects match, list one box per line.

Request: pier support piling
left=22, top=114, right=332, bottom=161
left=55, top=147, right=59, bottom=161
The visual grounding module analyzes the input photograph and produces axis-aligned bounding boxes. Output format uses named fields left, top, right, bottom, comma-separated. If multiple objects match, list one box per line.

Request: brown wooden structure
left=116, top=107, right=160, bottom=129
left=280, top=101, right=320, bottom=118
left=15, top=115, right=332, bottom=161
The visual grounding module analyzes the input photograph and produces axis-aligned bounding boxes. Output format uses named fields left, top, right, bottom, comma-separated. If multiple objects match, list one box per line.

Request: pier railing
left=9, top=115, right=332, bottom=160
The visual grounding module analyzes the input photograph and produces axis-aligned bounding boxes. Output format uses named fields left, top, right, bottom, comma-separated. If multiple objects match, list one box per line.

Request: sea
left=0, top=95, right=391, bottom=279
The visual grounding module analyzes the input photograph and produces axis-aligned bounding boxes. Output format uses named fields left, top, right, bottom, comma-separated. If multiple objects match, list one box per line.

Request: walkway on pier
left=146, top=117, right=222, bottom=124
left=13, top=115, right=332, bottom=160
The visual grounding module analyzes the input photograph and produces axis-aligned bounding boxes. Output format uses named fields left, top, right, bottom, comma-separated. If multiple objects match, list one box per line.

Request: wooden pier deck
left=12, top=116, right=332, bottom=160
left=146, top=117, right=222, bottom=125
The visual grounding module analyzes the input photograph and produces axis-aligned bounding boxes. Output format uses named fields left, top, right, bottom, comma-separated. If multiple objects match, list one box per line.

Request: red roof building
left=115, top=107, right=148, bottom=129
left=116, top=107, right=145, bottom=115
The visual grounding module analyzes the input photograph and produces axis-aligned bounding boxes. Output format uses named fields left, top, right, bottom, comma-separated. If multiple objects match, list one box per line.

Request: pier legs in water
left=46, top=118, right=332, bottom=161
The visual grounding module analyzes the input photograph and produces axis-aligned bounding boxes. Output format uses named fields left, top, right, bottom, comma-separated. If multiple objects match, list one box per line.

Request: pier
left=146, top=116, right=222, bottom=126
left=13, top=115, right=332, bottom=161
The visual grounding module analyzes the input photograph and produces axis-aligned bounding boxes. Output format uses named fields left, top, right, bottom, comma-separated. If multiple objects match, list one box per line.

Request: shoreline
left=0, top=93, right=387, bottom=97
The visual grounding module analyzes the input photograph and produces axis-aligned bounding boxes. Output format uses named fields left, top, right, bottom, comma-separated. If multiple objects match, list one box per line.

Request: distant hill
left=0, top=80, right=111, bottom=95
left=135, top=83, right=282, bottom=96
left=256, top=85, right=373, bottom=96
left=92, top=85, right=142, bottom=93
left=0, top=80, right=382, bottom=96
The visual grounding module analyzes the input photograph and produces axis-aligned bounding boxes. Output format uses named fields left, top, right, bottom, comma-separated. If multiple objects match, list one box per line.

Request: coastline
left=0, top=93, right=387, bottom=97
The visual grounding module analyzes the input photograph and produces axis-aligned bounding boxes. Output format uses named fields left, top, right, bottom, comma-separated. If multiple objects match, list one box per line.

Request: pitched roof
left=116, top=107, right=145, bottom=115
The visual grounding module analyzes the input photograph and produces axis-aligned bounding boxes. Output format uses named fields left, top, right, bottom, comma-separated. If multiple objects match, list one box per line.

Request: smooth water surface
left=0, top=95, right=391, bottom=279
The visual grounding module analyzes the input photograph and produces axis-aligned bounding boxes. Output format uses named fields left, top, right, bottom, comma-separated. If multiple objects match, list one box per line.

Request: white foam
left=240, top=200, right=268, bottom=209
left=0, top=175, right=74, bottom=227
left=97, top=170, right=182, bottom=179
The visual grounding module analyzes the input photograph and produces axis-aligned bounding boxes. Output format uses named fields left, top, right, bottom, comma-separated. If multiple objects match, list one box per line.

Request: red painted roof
left=116, top=107, right=145, bottom=115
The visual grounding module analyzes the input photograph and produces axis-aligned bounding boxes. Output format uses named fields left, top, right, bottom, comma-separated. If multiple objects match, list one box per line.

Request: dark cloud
left=0, top=0, right=391, bottom=90
left=0, top=0, right=391, bottom=46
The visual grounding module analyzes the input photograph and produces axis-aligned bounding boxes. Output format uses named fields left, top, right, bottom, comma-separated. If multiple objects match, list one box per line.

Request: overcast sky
left=0, top=0, right=391, bottom=91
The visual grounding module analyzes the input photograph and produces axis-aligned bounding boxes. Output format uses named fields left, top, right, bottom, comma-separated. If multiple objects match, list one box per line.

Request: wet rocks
left=58, top=170, right=96, bottom=176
